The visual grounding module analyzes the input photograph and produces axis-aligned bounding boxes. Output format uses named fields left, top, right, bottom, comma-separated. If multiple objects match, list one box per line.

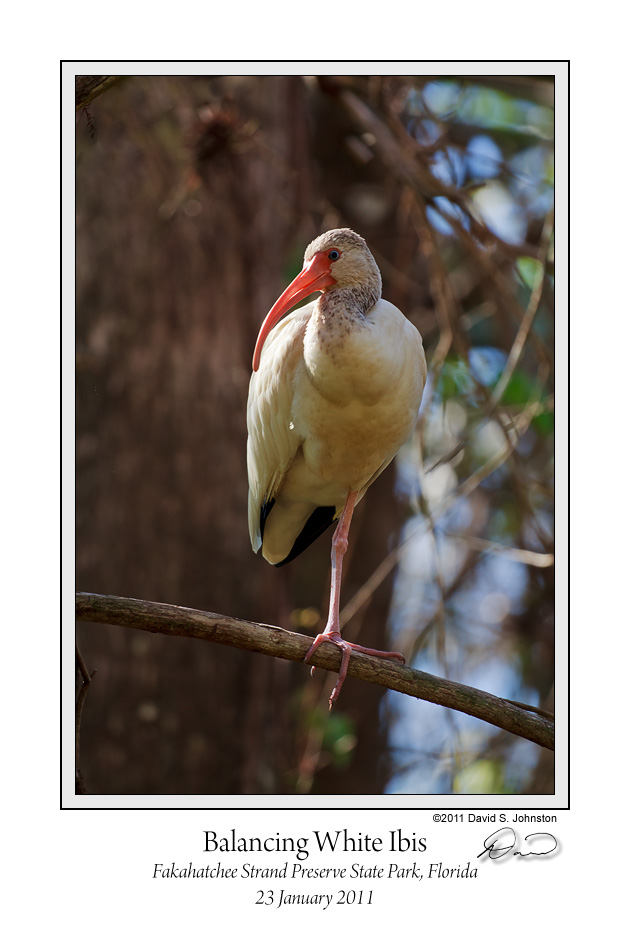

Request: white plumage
left=246, top=228, right=427, bottom=707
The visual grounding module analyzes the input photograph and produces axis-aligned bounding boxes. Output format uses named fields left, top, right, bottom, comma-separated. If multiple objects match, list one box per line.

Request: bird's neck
left=318, top=276, right=381, bottom=321
left=309, top=289, right=370, bottom=348
left=303, top=288, right=382, bottom=403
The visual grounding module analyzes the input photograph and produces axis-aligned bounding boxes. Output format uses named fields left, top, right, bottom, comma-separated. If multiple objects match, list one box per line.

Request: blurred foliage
left=384, top=76, right=554, bottom=794
left=76, top=73, right=555, bottom=796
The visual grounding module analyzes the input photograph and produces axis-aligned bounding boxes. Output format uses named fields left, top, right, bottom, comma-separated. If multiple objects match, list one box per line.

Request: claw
left=304, top=631, right=405, bottom=709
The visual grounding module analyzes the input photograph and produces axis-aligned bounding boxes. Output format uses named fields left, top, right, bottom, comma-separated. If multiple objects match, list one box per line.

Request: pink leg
left=303, top=489, right=405, bottom=709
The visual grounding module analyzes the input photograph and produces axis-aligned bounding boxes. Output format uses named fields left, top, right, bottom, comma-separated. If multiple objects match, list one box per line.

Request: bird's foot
left=304, top=632, right=405, bottom=710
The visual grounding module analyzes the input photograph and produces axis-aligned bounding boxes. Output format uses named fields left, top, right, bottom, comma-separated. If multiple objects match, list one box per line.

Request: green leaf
left=516, top=255, right=543, bottom=290
left=454, top=759, right=512, bottom=794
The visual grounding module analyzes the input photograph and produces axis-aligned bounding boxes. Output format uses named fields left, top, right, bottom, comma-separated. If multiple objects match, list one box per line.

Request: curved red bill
left=252, top=252, right=335, bottom=371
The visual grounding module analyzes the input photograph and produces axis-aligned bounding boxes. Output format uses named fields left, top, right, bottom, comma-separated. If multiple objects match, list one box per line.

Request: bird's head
left=252, top=228, right=381, bottom=371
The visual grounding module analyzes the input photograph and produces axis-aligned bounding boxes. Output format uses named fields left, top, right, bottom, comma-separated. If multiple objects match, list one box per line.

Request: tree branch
left=75, top=592, right=554, bottom=752
left=75, top=76, right=125, bottom=110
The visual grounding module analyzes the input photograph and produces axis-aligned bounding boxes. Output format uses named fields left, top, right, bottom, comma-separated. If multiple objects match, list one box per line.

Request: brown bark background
left=75, top=74, right=555, bottom=796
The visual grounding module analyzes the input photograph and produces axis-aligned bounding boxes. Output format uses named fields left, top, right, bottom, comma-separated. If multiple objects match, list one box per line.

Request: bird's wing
left=246, top=303, right=314, bottom=552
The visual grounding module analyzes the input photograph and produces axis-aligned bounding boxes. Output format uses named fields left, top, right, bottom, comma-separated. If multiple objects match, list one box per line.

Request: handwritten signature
left=478, top=828, right=558, bottom=860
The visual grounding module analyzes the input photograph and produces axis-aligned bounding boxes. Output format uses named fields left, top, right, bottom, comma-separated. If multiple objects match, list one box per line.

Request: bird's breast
left=290, top=297, right=425, bottom=492
left=302, top=298, right=406, bottom=403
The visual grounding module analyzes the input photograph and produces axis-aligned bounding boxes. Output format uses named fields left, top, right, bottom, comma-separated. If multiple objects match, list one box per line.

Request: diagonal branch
left=75, top=592, right=554, bottom=751
left=75, top=76, right=125, bottom=110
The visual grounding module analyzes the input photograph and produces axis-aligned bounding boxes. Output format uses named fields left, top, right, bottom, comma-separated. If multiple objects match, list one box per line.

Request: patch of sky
left=465, top=134, right=502, bottom=180
left=468, top=346, right=508, bottom=385
left=503, top=737, right=540, bottom=790
left=426, top=196, right=470, bottom=236
left=421, top=80, right=462, bottom=118
left=411, top=118, right=442, bottom=146
left=430, top=146, right=467, bottom=186
left=509, top=145, right=554, bottom=216
left=472, top=180, right=528, bottom=244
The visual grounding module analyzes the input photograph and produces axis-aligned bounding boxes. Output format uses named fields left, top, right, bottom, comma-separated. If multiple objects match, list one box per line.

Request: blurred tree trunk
left=77, top=75, right=299, bottom=793
left=76, top=74, right=416, bottom=794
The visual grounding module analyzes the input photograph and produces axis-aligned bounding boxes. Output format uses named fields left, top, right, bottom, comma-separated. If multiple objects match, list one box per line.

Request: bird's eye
left=328, top=249, right=340, bottom=261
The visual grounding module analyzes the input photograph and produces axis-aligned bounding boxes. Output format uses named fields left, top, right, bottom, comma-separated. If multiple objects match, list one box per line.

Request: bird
left=247, top=228, right=427, bottom=708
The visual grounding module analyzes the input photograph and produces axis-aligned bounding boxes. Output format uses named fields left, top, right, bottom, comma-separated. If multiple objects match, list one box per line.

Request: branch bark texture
left=75, top=76, right=125, bottom=110
left=76, top=593, right=554, bottom=752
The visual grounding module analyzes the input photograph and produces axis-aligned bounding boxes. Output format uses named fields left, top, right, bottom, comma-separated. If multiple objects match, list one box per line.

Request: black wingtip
left=275, top=506, right=338, bottom=566
left=260, top=502, right=338, bottom=567
left=259, top=497, right=275, bottom=539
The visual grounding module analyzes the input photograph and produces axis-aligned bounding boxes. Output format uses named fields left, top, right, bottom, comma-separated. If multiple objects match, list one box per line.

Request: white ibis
left=247, top=228, right=427, bottom=708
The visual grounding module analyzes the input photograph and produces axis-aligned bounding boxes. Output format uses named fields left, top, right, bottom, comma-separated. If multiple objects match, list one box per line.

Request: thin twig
left=444, top=532, right=554, bottom=568
left=75, top=645, right=97, bottom=794
left=490, top=209, right=555, bottom=407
